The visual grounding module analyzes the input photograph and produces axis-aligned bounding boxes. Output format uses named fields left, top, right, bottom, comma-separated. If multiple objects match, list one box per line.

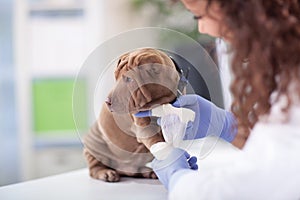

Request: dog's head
left=106, top=48, right=181, bottom=126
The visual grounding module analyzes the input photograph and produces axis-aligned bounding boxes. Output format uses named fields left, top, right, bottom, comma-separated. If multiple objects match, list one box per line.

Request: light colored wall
left=0, top=0, right=20, bottom=186
left=0, top=0, right=154, bottom=186
left=102, top=0, right=152, bottom=40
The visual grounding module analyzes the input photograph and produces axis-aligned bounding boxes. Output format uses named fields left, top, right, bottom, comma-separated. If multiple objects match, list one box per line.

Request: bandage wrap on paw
left=150, top=142, right=173, bottom=160
left=151, top=104, right=195, bottom=123
left=150, top=104, right=195, bottom=160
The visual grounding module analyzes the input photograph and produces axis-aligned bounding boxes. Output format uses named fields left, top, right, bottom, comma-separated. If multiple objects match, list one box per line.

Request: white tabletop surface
left=0, top=138, right=240, bottom=200
left=0, top=169, right=167, bottom=200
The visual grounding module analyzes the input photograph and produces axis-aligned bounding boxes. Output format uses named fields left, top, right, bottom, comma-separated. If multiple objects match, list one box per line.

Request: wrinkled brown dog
left=83, top=48, right=181, bottom=182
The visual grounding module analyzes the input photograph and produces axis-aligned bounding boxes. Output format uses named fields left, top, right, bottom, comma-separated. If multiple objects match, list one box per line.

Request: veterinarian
left=136, top=0, right=300, bottom=199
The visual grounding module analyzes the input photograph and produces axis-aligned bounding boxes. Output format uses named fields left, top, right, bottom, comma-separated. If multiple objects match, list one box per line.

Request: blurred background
left=0, top=0, right=218, bottom=186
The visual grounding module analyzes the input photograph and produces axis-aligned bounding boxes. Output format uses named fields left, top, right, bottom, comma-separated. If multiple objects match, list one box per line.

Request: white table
left=0, top=169, right=167, bottom=200
left=0, top=138, right=240, bottom=200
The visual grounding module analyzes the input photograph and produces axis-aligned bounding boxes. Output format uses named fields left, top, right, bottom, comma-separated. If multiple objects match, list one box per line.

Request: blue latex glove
left=135, top=94, right=237, bottom=142
left=152, top=148, right=198, bottom=190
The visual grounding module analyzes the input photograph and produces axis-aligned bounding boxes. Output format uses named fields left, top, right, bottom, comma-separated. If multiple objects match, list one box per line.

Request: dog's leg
left=138, top=134, right=164, bottom=150
left=133, top=116, right=165, bottom=149
left=134, top=123, right=164, bottom=180
left=135, top=134, right=162, bottom=180
left=84, top=149, right=120, bottom=182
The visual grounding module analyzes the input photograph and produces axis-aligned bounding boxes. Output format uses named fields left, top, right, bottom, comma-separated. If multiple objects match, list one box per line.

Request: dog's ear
left=114, top=49, right=172, bottom=81
left=114, top=53, right=130, bottom=80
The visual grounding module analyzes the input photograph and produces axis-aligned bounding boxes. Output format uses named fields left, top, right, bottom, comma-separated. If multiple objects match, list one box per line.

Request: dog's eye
left=123, top=76, right=133, bottom=83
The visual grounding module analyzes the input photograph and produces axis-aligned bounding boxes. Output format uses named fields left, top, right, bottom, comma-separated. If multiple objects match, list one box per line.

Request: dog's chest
left=99, top=105, right=149, bottom=154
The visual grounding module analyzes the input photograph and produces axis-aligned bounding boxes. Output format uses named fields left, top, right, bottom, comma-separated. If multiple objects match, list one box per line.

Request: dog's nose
left=105, top=97, right=113, bottom=112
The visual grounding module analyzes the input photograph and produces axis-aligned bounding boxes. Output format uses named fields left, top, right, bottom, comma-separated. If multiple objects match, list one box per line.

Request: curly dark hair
left=204, top=0, right=300, bottom=145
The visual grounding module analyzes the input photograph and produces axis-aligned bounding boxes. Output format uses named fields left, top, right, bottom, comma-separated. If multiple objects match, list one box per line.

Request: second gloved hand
left=152, top=148, right=198, bottom=190
left=172, top=94, right=237, bottom=142
left=135, top=94, right=237, bottom=142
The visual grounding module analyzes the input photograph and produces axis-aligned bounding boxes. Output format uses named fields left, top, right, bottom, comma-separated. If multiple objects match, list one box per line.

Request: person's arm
left=156, top=120, right=300, bottom=199
left=152, top=146, right=250, bottom=199
left=155, top=145, right=266, bottom=199
left=167, top=164, right=242, bottom=200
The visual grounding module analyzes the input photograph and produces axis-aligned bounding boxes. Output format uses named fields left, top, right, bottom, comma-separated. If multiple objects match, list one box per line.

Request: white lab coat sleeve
left=168, top=157, right=255, bottom=200
left=168, top=120, right=300, bottom=200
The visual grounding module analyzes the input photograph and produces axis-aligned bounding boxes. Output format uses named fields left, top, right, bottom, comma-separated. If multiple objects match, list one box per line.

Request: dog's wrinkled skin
left=83, top=48, right=180, bottom=182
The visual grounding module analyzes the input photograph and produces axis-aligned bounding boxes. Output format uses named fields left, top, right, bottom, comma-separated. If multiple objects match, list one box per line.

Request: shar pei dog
left=83, top=48, right=187, bottom=182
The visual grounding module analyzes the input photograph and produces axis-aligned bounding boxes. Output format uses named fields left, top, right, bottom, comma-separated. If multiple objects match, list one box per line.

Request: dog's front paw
left=139, top=167, right=157, bottom=179
left=145, top=171, right=157, bottom=179
left=94, top=169, right=120, bottom=182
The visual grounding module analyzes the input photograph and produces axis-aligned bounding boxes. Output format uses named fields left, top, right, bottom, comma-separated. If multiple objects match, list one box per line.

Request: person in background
left=139, top=0, right=300, bottom=199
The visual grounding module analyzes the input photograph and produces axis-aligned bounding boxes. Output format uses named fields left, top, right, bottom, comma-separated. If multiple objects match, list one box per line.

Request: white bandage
left=150, top=142, right=174, bottom=160
left=150, top=104, right=195, bottom=160
left=150, top=105, right=195, bottom=160
left=160, top=114, right=187, bottom=147
left=151, top=104, right=195, bottom=123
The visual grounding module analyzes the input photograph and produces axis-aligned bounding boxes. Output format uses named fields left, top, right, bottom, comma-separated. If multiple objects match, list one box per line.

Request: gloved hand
left=152, top=148, right=198, bottom=190
left=135, top=94, right=237, bottom=142
left=173, top=94, right=237, bottom=142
